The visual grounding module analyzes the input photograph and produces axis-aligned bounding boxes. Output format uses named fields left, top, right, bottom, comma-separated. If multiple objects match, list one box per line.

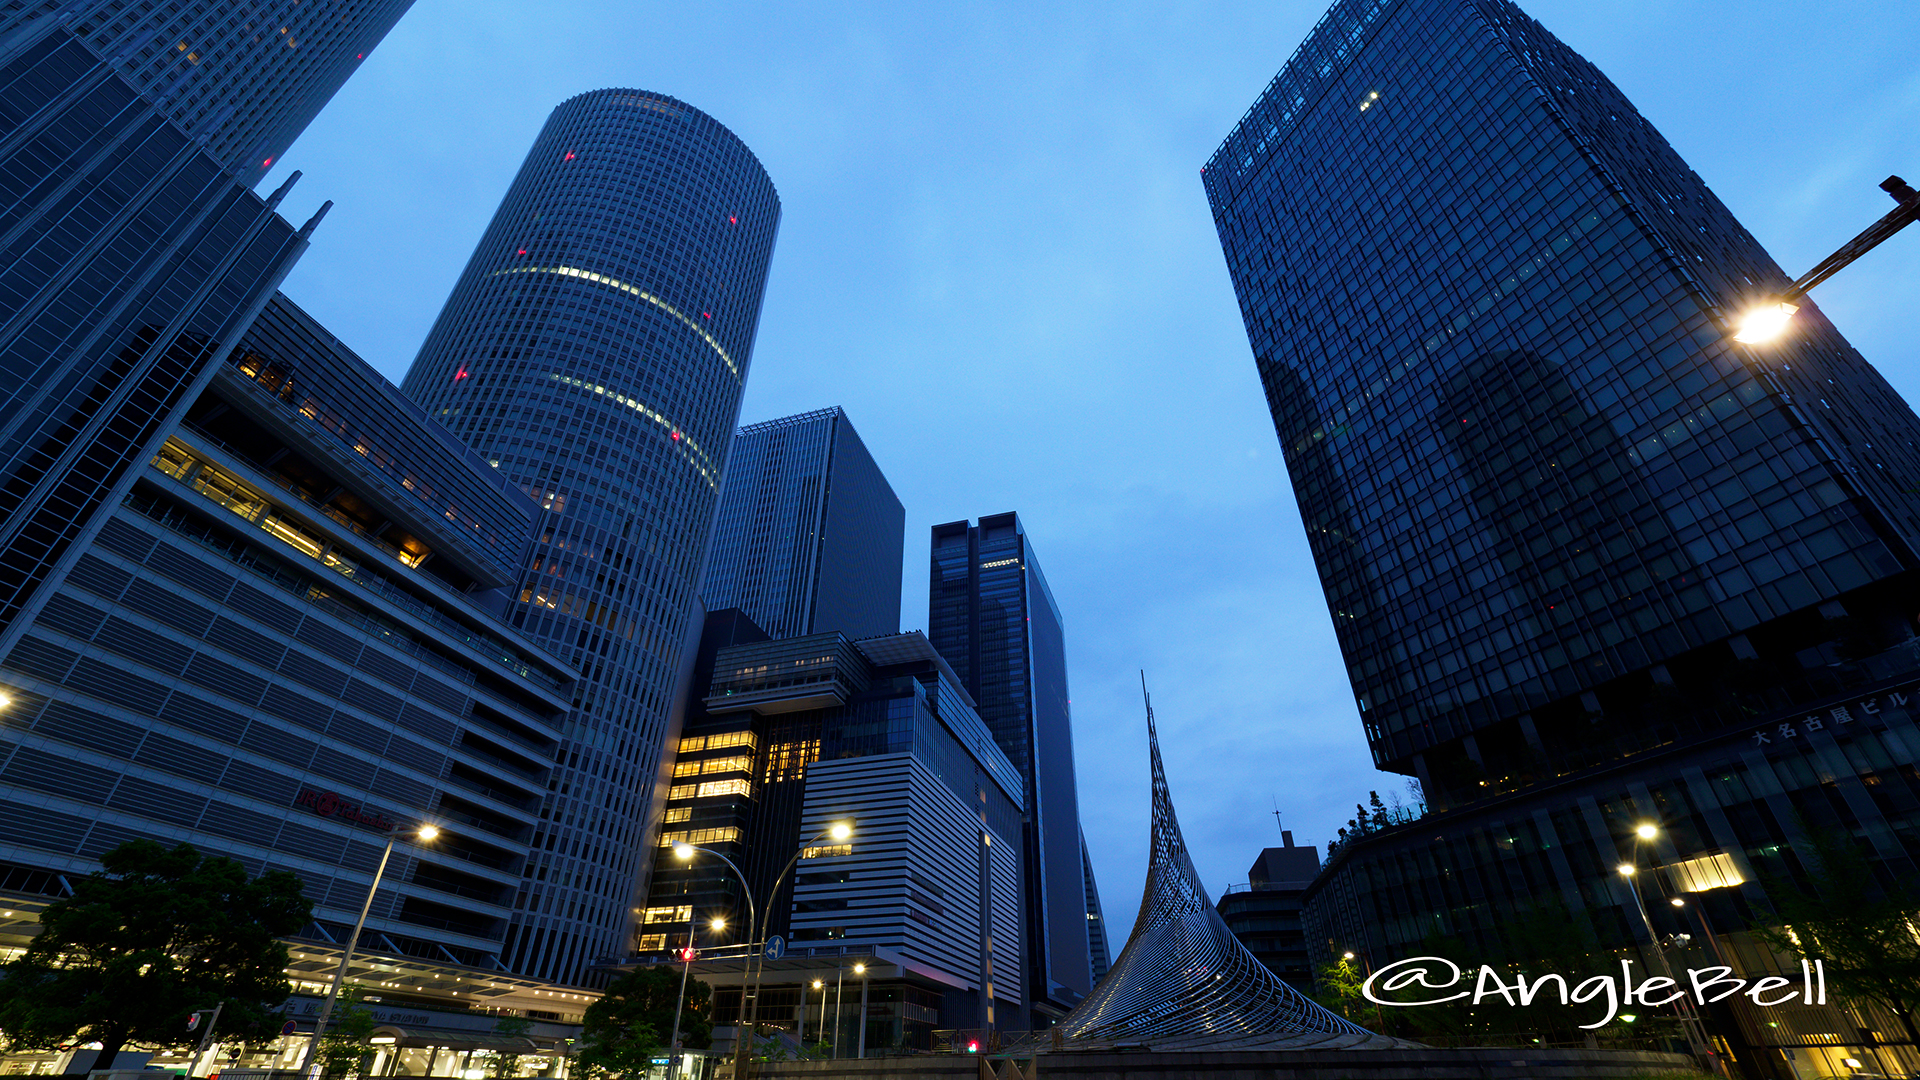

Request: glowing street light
left=1731, top=175, right=1919, bottom=345
left=1732, top=300, right=1800, bottom=344
left=733, top=819, right=855, bottom=1078
left=1616, top=863, right=1637, bottom=877
left=298, top=823, right=439, bottom=1076
left=1634, top=823, right=1659, bottom=841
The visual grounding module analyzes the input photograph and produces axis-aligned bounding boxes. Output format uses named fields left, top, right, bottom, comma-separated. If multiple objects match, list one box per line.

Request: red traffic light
left=678, top=947, right=697, bottom=962
left=967, top=1040, right=979, bottom=1053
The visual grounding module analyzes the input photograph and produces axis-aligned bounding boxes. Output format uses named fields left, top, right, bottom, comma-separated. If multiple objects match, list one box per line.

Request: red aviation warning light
left=453, top=364, right=469, bottom=382
left=564, top=151, right=576, bottom=161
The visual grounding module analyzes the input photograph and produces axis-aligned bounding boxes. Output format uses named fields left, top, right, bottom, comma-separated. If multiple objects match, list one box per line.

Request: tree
left=480, top=1015, right=533, bottom=1080
left=573, top=967, right=709, bottom=1079
left=1752, top=828, right=1920, bottom=1044
left=1313, top=955, right=1369, bottom=1024
left=0, top=840, right=311, bottom=1069
left=317, top=985, right=378, bottom=1078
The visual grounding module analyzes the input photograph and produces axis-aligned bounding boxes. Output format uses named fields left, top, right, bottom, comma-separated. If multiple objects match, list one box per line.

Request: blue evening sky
left=267, top=1, right=1920, bottom=931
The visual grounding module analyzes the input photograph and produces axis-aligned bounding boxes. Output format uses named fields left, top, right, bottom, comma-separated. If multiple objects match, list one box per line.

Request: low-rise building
left=1216, top=832, right=1320, bottom=994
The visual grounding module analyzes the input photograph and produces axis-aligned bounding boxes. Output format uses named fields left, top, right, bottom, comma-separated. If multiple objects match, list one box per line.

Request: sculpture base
left=740, top=1045, right=1703, bottom=1078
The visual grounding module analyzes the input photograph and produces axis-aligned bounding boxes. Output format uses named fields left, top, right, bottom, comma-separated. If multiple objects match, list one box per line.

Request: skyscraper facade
left=1210, top=0, right=1920, bottom=1070
left=0, top=0, right=413, bottom=658
left=1206, top=0, right=1920, bottom=805
left=402, top=90, right=780, bottom=983
left=1, top=0, right=414, bottom=181
left=0, top=290, right=570, bottom=976
left=702, top=406, right=903, bottom=642
left=929, top=513, right=1100, bottom=1021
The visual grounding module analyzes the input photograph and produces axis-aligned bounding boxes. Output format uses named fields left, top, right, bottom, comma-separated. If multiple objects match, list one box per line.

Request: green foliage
left=0, top=840, right=312, bottom=1068
left=1313, top=955, right=1369, bottom=1024
left=573, top=967, right=709, bottom=1079
left=317, top=985, right=378, bottom=1078
left=1751, top=827, right=1920, bottom=1043
left=481, top=1015, right=534, bottom=1080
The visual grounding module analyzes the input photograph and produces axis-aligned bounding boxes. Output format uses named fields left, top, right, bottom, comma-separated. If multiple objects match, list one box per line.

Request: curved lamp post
left=732, top=820, right=852, bottom=1077
left=1733, top=175, right=1920, bottom=344
left=298, top=822, right=439, bottom=1076
left=1618, top=823, right=1721, bottom=1074
left=665, top=840, right=756, bottom=1080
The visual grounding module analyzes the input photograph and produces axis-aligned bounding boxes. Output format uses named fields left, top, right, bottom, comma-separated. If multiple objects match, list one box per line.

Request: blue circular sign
left=764, top=935, right=786, bottom=960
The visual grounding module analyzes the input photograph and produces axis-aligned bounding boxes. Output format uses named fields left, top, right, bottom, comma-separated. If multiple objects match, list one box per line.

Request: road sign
left=763, top=935, right=785, bottom=960
left=280, top=1020, right=298, bottom=1037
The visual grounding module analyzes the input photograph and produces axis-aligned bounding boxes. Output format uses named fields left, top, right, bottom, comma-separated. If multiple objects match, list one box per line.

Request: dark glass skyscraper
left=702, top=406, right=903, bottom=642
left=930, top=513, right=1102, bottom=1021
left=403, top=90, right=779, bottom=984
left=1210, top=1, right=1920, bottom=1068
left=1206, top=0, right=1920, bottom=803
left=0, top=0, right=412, bottom=661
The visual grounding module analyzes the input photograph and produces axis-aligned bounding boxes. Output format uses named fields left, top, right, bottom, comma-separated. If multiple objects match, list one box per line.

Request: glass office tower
left=403, top=90, right=780, bottom=984
left=0, top=0, right=411, bottom=660
left=930, top=513, right=1101, bottom=1021
left=1209, top=1, right=1920, bottom=1070
left=0, top=0, right=414, bottom=182
left=702, top=406, right=904, bottom=642
left=1206, top=0, right=1920, bottom=804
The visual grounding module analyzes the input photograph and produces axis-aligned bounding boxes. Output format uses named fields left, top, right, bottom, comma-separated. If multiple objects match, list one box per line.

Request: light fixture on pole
left=854, top=963, right=869, bottom=1059
left=1620, top=824, right=1721, bottom=1074
left=1732, top=175, right=1920, bottom=345
left=670, top=842, right=755, bottom=1070
left=812, top=978, right=827, bottom=1047
left=734, top=820, right=853, bottom=1078
left=297, top=822, right=439, bottom=1076
left=664, top=903, right=723, bottom=1080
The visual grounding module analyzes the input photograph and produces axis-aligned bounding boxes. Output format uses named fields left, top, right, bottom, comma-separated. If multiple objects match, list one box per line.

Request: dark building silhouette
left=1216, top=833, right=1320, bottom=994
left=1208, top=0, right=1920, bottom=1073
left=929, top=513, right=1105, bottom=1023
left=401, top=89, right=780, bottom=983
left=702, top=407, right=903, bottom=642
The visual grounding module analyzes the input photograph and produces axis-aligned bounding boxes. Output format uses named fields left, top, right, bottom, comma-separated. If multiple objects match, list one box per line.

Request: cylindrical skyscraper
left=403, top=90, right=779, bottom=982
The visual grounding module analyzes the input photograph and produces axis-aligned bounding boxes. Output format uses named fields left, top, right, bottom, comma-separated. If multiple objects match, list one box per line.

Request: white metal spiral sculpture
left=1053, top=682, right=1394, bottom=1049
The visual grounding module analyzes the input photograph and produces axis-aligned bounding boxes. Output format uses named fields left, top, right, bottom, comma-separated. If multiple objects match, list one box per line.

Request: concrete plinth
left=745, top=1046, right=1704, bottom=1079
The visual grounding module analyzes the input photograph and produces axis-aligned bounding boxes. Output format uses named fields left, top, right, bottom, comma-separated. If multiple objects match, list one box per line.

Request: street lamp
left=1619, top=825, right=1719, bottom=1073
left=297, top=822, right=439, bottom=1076
left=670, top=842, right=758, bottom=1075
left=733, top=820, right=854, bottom=1078
left=665, top=906, right=727, bottom=1080
left=853, top=963, right=868, bottom=1059
left=1732, top=175, right=1920, bottom=344
left=812, top=979, right=827, bottom=1047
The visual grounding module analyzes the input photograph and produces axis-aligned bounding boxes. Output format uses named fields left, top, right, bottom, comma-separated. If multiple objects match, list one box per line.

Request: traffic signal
left=967, top=1040, right=979, bottom=1054
left=678, top=946, right=697, bottom=962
